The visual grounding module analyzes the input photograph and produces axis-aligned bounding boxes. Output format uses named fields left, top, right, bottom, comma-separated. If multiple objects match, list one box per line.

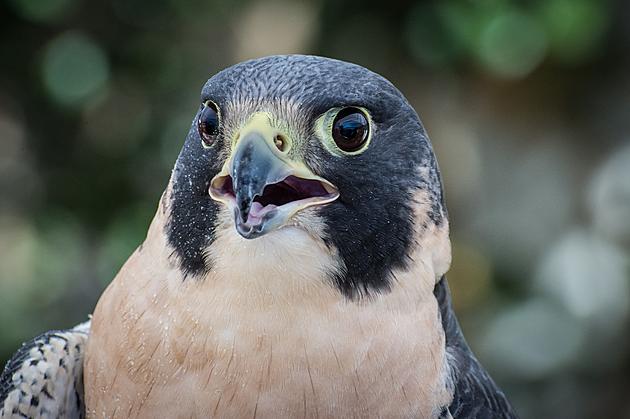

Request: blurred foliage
left=0, top=0, right=629, bottom=418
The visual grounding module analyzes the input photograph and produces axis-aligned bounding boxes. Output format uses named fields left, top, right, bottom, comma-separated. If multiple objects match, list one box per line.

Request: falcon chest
left=84, top=216, right=451, bottom=418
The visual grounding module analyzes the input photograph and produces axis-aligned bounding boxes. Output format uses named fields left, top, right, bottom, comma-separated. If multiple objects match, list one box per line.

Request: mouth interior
left=256, top=175, right=331, bottom=206
left=216, top=175, right=333, bottom=207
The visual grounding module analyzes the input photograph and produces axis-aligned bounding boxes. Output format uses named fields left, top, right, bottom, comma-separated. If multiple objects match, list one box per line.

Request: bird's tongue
left=246, top=201, right=277, bottom=225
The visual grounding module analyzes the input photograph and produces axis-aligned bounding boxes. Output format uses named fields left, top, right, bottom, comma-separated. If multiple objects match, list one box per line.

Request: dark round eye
left=331, top=107, right=369, bottom=152
left=198, top=101, right=220, bottom=146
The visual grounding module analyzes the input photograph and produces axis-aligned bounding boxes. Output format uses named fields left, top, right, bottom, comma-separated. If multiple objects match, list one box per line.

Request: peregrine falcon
left=1, top=55, right=517, bottom=418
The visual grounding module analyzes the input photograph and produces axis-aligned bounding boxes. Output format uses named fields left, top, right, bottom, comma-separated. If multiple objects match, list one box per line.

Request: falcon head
left=166, top=55, right=450, bottom=298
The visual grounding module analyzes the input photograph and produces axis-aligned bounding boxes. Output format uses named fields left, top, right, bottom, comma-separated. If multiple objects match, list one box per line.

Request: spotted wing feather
left=0, top=321, right=90, bottom=419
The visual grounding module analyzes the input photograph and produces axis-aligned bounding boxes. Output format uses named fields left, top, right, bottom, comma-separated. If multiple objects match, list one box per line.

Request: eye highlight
left=331, top=107, right=370, bottom=153
left=198, top=100, right=220, bottom=147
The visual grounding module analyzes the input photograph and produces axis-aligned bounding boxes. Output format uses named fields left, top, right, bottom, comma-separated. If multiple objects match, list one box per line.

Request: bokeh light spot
left=540, top=0, right=609, bottom=65
left=41, top=32, right=110, bottom=107
left=589, top=144, right=630, bottom=247
left=535, top=229, right=629, bottom=339
left=477, top=10, right=547, bottom=79
left=480, top=298, right=585, bottom=379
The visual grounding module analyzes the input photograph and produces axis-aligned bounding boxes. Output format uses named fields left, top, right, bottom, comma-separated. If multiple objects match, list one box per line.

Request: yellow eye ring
left=316, top=106, right=373, bottom=156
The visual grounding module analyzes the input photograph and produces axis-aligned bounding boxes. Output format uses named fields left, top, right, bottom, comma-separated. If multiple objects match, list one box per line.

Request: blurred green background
left=1, top=0, right=629, bottom=417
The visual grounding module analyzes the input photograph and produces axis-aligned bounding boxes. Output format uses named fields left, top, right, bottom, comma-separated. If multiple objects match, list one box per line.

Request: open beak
left=209, top=114, right=339, bottom=239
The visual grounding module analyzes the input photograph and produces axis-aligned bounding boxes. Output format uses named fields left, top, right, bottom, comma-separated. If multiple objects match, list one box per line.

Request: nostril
left=274, top=134, right=287, bottom=152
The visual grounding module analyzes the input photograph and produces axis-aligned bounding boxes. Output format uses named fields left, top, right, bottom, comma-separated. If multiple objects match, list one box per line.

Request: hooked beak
left=209, top=115, right=339, bottom=239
